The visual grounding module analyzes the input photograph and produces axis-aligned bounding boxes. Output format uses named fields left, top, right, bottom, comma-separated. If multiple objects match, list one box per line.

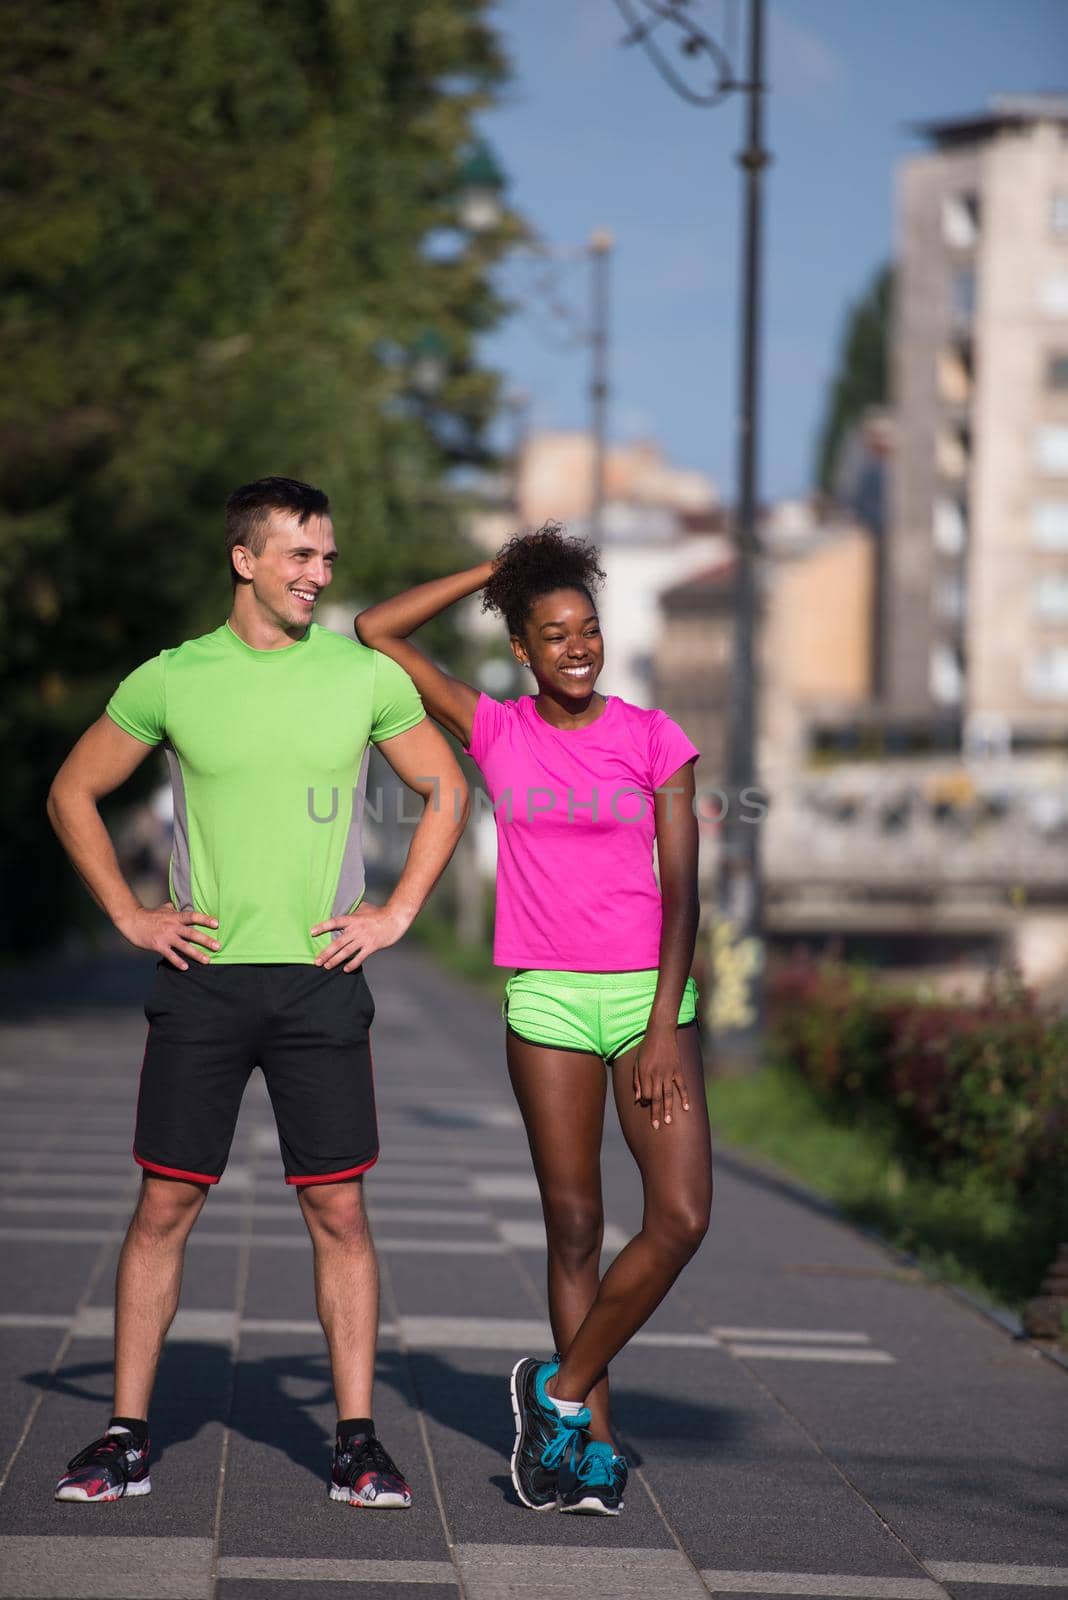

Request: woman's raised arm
left=354, top=561, right=495, bottom=746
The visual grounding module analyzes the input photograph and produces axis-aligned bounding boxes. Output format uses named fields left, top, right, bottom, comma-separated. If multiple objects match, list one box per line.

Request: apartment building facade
left=887, top=95, right=1068, bottom=747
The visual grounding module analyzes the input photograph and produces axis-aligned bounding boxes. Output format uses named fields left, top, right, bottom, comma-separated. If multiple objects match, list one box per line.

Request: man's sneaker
left=509, top=1356, right=590, bottom=1511
left=558, top=1440, right=628, bottom=1515
left=54, top=1428, right=151, bottom=1502
left=330, top=1432, right=412, bottom=1508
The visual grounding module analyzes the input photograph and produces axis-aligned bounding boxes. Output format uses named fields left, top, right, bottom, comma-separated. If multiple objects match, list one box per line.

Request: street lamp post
left=613, top=0, right=769, bottom=1068
left=457, top=145, right=613, bottom=537
left=513, top=230, right=614, bottom=536
left=458, top=137, right=616, bottom=537
left=588, top=229, right=614, bottom=542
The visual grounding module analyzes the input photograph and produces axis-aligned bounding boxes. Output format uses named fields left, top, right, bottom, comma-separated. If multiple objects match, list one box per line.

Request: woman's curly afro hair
left=482, top=522, right=606, bottom=639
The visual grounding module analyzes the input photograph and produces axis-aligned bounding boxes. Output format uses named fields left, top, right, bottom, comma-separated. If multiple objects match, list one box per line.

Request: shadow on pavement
left=24, top=1346, right=333, bottom=1479
left=391, top=1351, right=743, bottom=1462
left=25, top=1343, right=743, bottom=1482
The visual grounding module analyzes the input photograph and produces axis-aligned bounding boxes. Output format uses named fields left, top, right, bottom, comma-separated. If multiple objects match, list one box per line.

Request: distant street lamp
left=613, top=0, right=769, bottom=1069
left=456, top=138, right=506, bottom=234
left=409, top=327, right=449, bottom=397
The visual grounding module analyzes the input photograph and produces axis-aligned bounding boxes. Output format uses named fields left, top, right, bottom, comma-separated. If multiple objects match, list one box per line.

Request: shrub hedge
left=767, top=957, right=1068, bottom=1298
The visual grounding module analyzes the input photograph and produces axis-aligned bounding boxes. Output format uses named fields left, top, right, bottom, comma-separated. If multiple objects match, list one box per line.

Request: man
left=47, top=476, right=468, bottom=1508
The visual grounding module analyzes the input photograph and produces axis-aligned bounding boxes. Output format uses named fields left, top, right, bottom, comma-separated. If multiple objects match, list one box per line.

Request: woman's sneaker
left=54, top=1428, right=151, bottom=1502
left=558, top=1440, right=628, bottom=1515
left=509, top=1357, right=590, bottom=1511
left=330, top=1431, right=412, bottom=1508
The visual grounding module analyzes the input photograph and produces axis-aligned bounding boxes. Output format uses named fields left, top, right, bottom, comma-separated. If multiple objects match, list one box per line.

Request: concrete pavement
left=0, top=947, right=1065, bottom=1600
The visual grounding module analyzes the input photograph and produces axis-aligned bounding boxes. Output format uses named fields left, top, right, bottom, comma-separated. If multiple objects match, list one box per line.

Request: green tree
left=814, top=264, right=892, bottom=494
left=0, top=0, right=518, bottom=953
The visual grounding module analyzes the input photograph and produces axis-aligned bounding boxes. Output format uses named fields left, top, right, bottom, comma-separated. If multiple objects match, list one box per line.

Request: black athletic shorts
left=134, top=963, right=378, bottom=1187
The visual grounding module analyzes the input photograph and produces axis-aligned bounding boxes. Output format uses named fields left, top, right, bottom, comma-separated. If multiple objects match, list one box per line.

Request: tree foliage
left=0, top=0, right=517, bottom=951
left=814, top=264, right=892, bottom=494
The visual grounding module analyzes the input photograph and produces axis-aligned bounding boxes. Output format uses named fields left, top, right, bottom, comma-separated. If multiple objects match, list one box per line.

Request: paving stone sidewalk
left=0, top=947, right=1065, bottom=1600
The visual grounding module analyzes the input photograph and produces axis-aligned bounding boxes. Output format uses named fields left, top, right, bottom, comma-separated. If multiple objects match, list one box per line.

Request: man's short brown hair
left=225, top=477, right=330, bottom=582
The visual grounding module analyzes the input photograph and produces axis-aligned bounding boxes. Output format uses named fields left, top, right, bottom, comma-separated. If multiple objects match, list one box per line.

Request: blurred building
left=654, top=558, right=734, bottom=775
left=516, top=431, right=717, bottom=526
left=467, top=430, right=727, bottom=707
left=760, top=517, right=876, bottom=789
left=649, top=95, right=1068, bottom=993
left=887, top=93, right=1068, bottom=748
left=654, top=508, right=875, bottom=786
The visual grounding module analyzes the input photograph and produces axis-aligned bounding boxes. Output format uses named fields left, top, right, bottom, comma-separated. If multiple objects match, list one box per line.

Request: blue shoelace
left=540, top=1411, right=587, bottom=1472
left=574, top=1444, right=619, bottom=1486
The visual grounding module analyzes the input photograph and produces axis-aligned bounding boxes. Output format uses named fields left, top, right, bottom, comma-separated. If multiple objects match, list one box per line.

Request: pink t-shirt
left=466, top=693, right=699, bottom=972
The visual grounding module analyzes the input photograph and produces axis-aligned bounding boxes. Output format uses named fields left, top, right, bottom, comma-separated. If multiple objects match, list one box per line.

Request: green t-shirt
left=106, top=622, right=425, bottom=964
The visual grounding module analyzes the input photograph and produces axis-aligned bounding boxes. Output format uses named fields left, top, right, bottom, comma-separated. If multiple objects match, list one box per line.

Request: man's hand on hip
left=311, top=900, right=409, bottom=972
left=115, top=904, right=221, bottom=971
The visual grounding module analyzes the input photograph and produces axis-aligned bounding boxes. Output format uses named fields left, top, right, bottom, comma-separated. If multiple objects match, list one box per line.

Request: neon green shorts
left=502, top=969, right=699, bottom=1063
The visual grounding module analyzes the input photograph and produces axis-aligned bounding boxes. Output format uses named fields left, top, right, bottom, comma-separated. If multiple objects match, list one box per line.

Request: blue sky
left=479, top=0, right=1067, bottom=500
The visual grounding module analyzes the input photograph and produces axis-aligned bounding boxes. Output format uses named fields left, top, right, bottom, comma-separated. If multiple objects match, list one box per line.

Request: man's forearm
left=384, top=781, right=469, bottom=929
left=47, top=786, right=143, bottom=929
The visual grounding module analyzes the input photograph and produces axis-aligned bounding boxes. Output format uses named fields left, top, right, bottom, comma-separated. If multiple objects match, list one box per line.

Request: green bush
left=767, top=957, right=1068, bottom=1298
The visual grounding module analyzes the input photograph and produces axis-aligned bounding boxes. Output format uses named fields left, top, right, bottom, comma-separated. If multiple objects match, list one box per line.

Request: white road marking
left=0, top=1197, right=488, bottom=1228
left=713, top=1327, right=872, bottom=1344
left=0, top=1227, right=505, bottom=1254
left=926, top=1564, right=1068, bottom=1587
left=73, top=1307, right=238, bottom=1343
left=7, top=1308, right=727, bottom=1352
left=0, top=1313, right=70, bottom=1330
left=472, top=1173, right=542, bottom=1199
left=218, top=1557, right=455, bottom=1584
left=496, top=1217, right=629, bottom=1252
left=361, top=1182, right=475, bottom=1200
left=727, top=1344, right=895, bottom=1364
left=631, top=1330, right=722, bottom=1349
left=456, top=1543, right=708, bottom=1599
left=0, top=1175, right=138, bottom=1192
left=365, top=1207, right=493, bottom=1226
left=399, top=1316, right=552, bottom=1349
left=0, top=1534, right=213, bottom=1599
left=699, top=1573, right=946, bottom=1598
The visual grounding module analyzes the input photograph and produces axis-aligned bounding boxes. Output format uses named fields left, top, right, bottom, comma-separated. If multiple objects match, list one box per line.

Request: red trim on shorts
left=134, top=1154, right=221, bottom=1185
left=285, top=1152, right=379, bottom=1187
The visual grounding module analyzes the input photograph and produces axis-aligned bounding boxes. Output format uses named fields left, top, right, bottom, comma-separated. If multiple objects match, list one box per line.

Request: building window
left=950, top=269, right=976, bottom=323
left=929, top=643, right=964, bottom=706
left=1033, top=501, right=1068, bottom=549
left=1039, top=274, right=1068, bottom=317
left=933, top=497, right=967, bottom=554
left=1034, top=574, right=1068, bottom=622
left=1052, top=191, right=1068, bottom=237
left=938, top=342, right=973, bottom=404
left=1027, top=647, right=1068, bottom=700
left=1048, top=353, right=1068, bottom=390
left=935, top=575, right=965, bottom=620
left=936, top=425, right=970, bottom=479
left=1035, top=425, right=1068, bottom=475
left=943, top=193, right=980, bottom=249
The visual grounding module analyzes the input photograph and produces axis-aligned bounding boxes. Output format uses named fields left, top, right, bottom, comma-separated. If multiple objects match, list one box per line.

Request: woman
left=356, top=526, right=712, bottom=1517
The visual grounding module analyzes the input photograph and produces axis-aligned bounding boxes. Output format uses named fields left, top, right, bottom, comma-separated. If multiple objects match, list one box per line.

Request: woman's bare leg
left=506, top=1032, right=615, bottom=1442
left=549, top=1027, right=712, bottom=1408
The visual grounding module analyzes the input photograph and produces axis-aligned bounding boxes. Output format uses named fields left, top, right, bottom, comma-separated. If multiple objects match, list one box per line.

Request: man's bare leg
left=113, top=1174, right=208, bottom=1418
left=298, top=1178, right=378, bottom=1418
left=299, top=1177, right=411, bottom=1508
